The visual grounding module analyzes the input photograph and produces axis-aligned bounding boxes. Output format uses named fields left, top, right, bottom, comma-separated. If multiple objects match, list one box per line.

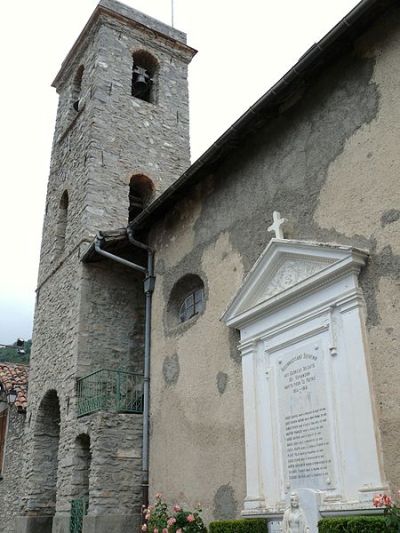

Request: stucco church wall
left=0, top=408, right=26, bottom=533
left=148, top=6, right=400, bottom=522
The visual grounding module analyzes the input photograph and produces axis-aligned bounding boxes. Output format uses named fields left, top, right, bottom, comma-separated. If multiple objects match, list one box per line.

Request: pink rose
left=373, top=494, right=384, bottom=507
left=141, top=525, right=147, bottom=532
left=177, top=529, right=183, bottom=533
left=383, top=495, right=393, bottom=507
left=167, top=517, right=176, bottom=527
left=173, top=504, right=181, bottom=513
left=186, top=514, right=195, bottom=523
left=162, top=529, right=168, bottom=533
left=155, top=492, right=162, bottom=499
left=145, top=513, right=150, bottom=520
left=154, top=529, right=158, bottom=533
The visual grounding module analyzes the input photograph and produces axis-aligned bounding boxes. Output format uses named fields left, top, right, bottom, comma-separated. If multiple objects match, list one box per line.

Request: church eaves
left=129, top=0, right=396, bottom=231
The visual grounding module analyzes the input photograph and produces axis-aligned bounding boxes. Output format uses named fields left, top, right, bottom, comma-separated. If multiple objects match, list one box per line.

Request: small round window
left=167, top=274, right=205, bottom=329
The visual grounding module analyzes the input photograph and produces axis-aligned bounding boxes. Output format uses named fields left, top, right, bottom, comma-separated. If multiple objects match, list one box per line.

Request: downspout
left=126, top=225, right=155, bottom=512
left=94, top=233, right=147, bottom=274
left=95, top=230, right=155, bottom=510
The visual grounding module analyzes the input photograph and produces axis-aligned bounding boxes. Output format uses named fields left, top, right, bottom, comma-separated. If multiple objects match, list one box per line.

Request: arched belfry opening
left=128, top=174, right=154, bottom=222
left=72, top=65, right=84, bottom=111
left=29, top=390, right=61, bottom=516
left=131, top=50, right=158, bottom=103
left=55, top=190, right=69, bottom=255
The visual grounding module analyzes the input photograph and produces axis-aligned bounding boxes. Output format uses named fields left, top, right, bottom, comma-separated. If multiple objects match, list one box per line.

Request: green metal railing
left=77, top=369, right=144, bottom=417
left=70, top=498, right=88, bottom=533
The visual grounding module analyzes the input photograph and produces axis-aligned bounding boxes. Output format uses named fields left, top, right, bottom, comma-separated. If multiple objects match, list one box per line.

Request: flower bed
left=142, top=494, right=207, bottom=533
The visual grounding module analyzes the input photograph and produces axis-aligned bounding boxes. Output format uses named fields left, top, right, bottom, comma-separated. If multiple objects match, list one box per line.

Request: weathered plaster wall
left=0, top=407, right=26, bottom=533
left=149, top=6, right=400, bottom=521
left=314, top=11, right=400, bottom=493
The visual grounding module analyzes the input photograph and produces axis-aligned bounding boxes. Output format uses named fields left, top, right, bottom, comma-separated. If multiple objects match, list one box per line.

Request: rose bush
left=142, top=493, right=207, bottom=533
left=373, top=492, right=400, bottom=531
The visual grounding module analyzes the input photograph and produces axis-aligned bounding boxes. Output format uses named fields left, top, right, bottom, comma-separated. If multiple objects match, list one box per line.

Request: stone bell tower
left=18, top=2, right=196, bottom=533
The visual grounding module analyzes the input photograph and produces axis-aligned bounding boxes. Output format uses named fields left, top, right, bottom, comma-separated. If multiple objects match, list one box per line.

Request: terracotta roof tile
left=0, top=363, right=29, bottom=411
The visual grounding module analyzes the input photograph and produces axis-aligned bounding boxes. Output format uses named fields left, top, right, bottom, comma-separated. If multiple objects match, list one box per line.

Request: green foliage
left=209, top=518, right=268, bottom=533
left=0, top=339, right=31, bottom=365
left=318, top=516, right=396, bottom=532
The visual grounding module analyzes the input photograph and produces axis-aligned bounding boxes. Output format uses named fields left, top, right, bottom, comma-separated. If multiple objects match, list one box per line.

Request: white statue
left=281, top=493, right=310, bottom=533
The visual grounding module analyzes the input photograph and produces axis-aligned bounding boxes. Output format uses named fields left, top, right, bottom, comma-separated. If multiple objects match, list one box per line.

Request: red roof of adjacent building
left=0, top=363, right=29, bottom=412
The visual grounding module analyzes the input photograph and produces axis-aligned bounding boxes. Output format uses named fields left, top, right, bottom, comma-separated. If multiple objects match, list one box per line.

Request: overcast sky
left=0, top=0, right=359, bottom=345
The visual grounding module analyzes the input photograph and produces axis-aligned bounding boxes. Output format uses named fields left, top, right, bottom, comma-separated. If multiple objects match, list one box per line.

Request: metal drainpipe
left=95, top=230, right=155, bottom=510
left=94, top=233, right=147, bottom=274
left=126, top=225, right=155, bottom=512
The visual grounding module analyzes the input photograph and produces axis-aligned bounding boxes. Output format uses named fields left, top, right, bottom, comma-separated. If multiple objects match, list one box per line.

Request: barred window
left=179, top=288, right=204, bottom=323
left=167, top=274, right=206, bottom=329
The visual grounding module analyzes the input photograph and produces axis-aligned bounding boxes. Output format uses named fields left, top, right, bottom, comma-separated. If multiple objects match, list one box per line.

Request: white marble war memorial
left=223, top=224, right=388, bottom=532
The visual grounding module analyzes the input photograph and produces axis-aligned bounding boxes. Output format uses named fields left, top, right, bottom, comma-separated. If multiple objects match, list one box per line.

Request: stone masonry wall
left=24, top=251, right=82, bottom=516
left=25, top=252, right=145, bottom=530
left=85, top=412, right=143, bottom=516
left=82, top=13, right=194, bottom=236
left=21, top=2, right=192, bottom=531
left=147, top=6, right=400, bottom=523
left=77, top=260, right=145, bottom=377
left=37, top=31, right=99, bottom=285
left=38, top=1, right=194, bottom=285
left=0, top=407, right=26, bottom=533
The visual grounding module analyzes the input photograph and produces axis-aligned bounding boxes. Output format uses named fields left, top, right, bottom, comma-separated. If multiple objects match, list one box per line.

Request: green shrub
left=209, top=518, right=268, bottom=533
left=318, top=515, right=396, bottom=532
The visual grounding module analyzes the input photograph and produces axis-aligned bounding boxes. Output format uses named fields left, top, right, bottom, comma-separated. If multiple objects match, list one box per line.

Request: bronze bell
left=132, top=65, right=152, bottom=98
left=133, top=76, right=148, bottom=95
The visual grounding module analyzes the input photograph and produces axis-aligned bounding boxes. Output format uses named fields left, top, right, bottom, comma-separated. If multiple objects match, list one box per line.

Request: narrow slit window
left=72, top=65, right=84, bottom=112
left=55, top=190, right=69, bottom=255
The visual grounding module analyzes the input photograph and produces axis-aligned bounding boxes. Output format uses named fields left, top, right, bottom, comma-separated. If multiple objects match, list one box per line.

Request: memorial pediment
left=223, top=238, right=367, bottom=327
left=222, top=236, right=385, bottom=531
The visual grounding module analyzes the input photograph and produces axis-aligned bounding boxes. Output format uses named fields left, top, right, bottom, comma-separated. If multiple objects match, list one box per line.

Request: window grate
left=179, top=289, right=204, bottom=322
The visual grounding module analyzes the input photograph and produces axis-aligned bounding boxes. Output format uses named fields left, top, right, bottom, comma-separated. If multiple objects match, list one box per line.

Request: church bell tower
left=18, top=2, right=196, bottom=533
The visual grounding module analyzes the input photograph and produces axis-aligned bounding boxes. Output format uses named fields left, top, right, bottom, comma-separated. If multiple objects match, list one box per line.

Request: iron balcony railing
left=76, top=369, right=144, bottom=417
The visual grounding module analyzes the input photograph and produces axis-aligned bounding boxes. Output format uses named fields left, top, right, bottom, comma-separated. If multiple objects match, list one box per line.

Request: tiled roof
left=0, top=363, right=29, bottom=412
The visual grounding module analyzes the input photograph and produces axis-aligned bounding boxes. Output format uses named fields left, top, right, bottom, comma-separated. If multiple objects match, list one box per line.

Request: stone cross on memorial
left=268, top=210, right=288, bottom=239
